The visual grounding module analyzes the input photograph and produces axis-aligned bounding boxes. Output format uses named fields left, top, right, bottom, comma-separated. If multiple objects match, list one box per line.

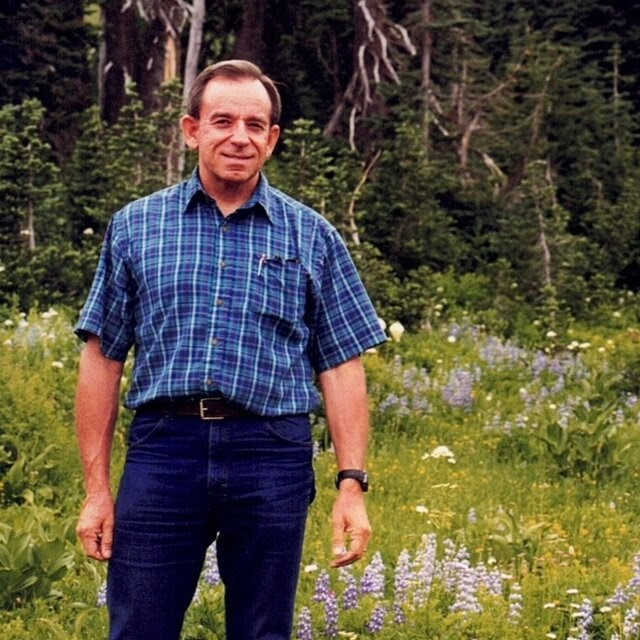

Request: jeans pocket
left=127, top=412, right=168, bottom=449
left=265, top=414, right=312, bottom=447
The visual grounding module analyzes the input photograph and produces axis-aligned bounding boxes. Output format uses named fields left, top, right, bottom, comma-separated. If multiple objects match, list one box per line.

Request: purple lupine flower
left=313, top=571, right=339, bottom=638
left=576, top=598, right=593, bottom=640
left=323, top=591, right=339, bottom=638
left=628, top=553, right=640, bottom=595
left=625, top=394, right=638, bottom=408
left=360, top=552, right=386, bottom=598
left=202, top=542, right=221, bottom=586
left=531, top=352, right=549, bottom=378
left=508, top=583, right=523, bottom=624
left=338, top=566, right=359, bottom=610
left=480, top=336, right=527, bottom=367
left=474, top=562, right=502, bottom=596
left=412, top=533, right=437, bottom=608
left=623, top=606, right=640, bottom=639
left=607, top=584, right=629, bottom=608
left=393, top=549, right=412, bottom=623
left=365, top=604, right=387, bottom=633
left=442, top=367, right=479, bottom=410
left=296, top=606, right=313, bottom=640
left=449, top=564, right=482, bottom=615
left=96, top=580, right=107, bottom=607
left=313, top=570, right=332, bottom=603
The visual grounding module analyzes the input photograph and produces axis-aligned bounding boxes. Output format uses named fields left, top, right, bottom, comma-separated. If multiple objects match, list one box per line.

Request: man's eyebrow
left=208, top=110, right=269, bottom=124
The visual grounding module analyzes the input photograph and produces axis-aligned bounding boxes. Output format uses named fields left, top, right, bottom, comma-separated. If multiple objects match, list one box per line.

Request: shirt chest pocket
left=250, top=255, right=307, bottom=324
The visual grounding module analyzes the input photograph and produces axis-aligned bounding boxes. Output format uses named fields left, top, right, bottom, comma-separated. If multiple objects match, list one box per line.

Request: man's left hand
left=330, top=484, right=371, bottom=568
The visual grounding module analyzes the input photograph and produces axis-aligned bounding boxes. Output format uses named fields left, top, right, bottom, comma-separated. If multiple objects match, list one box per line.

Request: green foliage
left=0, top=507, right=75, bottom=609
left=535, top=375, right=632, bottom=483
left=359, top=121, right=462, bottom=275
left=1, top=312, right=640, bottom=637
left=267, top=118, right=357, bottom=233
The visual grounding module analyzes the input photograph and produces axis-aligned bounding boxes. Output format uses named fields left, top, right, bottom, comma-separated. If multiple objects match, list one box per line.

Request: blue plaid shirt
left=76, top=170, right=386, bottom=415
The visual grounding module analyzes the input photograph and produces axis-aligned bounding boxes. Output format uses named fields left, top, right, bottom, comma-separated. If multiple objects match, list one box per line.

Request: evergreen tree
left=0, top=0, right=94, bottom=159
left=0, top=99, right=64, bottom=307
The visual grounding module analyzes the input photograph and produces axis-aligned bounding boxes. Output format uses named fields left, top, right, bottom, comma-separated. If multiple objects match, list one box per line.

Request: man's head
left=186, top=60, right=281, bottom=126
left=181, top=60, right=281, bottom=199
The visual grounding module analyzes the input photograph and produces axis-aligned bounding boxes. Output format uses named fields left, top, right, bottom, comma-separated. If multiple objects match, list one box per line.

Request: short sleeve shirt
left=75, top=171, right=386, bottom=415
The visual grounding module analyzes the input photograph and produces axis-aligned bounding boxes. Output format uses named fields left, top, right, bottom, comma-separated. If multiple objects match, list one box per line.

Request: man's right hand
left=76, top=492, right=115, bottom=561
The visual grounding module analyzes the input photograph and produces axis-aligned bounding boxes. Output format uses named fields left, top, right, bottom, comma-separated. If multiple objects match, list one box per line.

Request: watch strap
left=335, top=469, right=369, bottom=492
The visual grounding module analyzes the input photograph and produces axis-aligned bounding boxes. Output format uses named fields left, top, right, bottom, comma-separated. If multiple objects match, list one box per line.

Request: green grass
left=2, top=311, right=640, bottom=638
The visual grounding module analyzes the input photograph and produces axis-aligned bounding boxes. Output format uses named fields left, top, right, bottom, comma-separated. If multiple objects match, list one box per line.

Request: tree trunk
left=183, top=0, right=206, bottom=102
left=138, top=16, right=168, bottom=113
left=232, top=0, right=267, bottom=66
left=179, top=0, right=206, bottom=177
left=421, top=0, right=433, bottom=151
left=102, top=0, right=137, bottom=124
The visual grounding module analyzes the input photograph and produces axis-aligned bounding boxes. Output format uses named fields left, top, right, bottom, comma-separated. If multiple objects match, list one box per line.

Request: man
left=75, top=59, right=386, bottom=640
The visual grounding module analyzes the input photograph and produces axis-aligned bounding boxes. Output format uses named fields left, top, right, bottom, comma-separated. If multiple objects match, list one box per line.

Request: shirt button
left=211, top=338, right=219, bottom=346
left=206, top=378, right=214, bottom=386
left=222, top=225, right=231, bottom=234
left=216, top=298, right=224, bottom=307
left=220, top=260, right=227, bottom=268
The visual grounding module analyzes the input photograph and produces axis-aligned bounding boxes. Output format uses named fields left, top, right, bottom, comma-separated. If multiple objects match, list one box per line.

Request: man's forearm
left=75, top=335, right=123, bottom=495
left=318, top=356, right=369, bottom=473
left=319, top=356, right=372, bottom=567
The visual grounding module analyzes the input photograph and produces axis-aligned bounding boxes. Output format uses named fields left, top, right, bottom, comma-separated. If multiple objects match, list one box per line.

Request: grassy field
left=1, top=309, right=640, bottom=639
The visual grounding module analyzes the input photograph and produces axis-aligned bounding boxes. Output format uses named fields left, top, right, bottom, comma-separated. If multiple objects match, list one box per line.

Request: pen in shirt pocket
left=257, top=254, right=300, bottom=276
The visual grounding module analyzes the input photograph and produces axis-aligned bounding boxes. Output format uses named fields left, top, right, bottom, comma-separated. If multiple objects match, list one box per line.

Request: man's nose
left=229, top=122, right=250, bottom=144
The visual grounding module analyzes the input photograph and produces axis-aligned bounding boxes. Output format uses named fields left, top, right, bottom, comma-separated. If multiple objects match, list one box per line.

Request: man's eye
left=213, top=119, right=231, bottom=126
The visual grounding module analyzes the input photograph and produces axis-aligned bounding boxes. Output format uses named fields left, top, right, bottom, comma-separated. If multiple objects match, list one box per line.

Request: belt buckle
left=199, top=398, right=224, bottom=420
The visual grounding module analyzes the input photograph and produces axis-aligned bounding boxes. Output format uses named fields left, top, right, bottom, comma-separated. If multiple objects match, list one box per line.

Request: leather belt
left=142, top=396, right=254, bottom=420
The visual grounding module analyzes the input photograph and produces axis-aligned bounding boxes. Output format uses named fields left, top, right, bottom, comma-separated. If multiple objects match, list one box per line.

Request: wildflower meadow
left=2, top=307, right=640, bottom=639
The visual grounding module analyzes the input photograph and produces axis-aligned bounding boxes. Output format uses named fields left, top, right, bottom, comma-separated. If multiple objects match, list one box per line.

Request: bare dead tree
left=420, top=0, right=433, bottom=150
left=323, top=0, right=416, bottom=150
left=178, top=0, right=206, bottom=176
left=101, top=0, right=190, bottom=122
left=346, top=150, right=382, bottom=246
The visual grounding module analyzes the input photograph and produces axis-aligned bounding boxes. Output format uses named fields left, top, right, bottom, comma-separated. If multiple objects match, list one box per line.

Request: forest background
left=3, top=3, right=640, bottom=638
left=2, top=0, right=640, bottom=333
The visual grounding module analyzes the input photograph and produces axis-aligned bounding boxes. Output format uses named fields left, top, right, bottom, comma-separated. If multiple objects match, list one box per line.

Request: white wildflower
left=388, top=321, right=405, bottom=342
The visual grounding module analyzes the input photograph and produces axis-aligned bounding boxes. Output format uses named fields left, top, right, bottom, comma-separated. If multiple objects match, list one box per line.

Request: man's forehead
left=202, top=77, right=271, bottom=107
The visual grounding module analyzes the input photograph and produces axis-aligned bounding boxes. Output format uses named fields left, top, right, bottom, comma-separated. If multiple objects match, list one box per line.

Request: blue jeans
left=107, top=410, right=315, bottom=640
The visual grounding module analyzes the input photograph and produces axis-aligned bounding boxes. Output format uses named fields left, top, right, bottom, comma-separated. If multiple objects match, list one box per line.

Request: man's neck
left=202, top=175, right=260, bottom=217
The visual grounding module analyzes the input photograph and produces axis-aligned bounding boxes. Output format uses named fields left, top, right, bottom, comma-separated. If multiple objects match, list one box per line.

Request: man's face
left=181, top=77, right=280, bottom=195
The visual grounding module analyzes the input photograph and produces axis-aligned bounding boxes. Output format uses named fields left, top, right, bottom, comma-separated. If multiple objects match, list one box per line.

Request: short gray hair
left=186, top=60, right=282, bottom=125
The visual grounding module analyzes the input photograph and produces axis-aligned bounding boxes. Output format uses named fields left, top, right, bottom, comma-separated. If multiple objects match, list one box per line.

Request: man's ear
left=180, top=114, right=200, bottom=150
left=265, top=124, right=280, bottom=160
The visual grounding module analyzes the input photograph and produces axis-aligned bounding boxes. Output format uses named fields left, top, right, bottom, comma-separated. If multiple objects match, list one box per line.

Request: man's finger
left=101, top=521, right=114, bottom=559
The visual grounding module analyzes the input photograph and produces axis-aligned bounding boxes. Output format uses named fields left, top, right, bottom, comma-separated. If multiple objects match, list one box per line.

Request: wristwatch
left=335, top=469, right=369, bottom=492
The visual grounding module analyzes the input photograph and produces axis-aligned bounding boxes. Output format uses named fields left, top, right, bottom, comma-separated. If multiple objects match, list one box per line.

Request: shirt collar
left=183, top=169, right=274, bottom=224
